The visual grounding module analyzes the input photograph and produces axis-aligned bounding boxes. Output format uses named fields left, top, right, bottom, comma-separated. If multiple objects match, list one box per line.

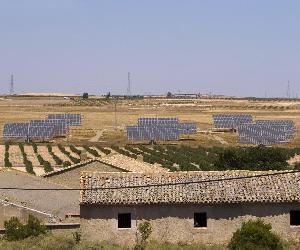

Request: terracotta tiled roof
left=100, top=154, right=168, bottom=173
left=80, top=171, right=300, bottom=205
left=42, top=154, right=167, bottom=177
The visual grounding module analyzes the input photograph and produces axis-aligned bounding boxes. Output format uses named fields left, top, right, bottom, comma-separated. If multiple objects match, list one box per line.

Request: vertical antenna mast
left=287, top=81, right=291, bottom=99
left=9, top=74, right=14, bottom=95
left=127, top=72, right=131, bottom=96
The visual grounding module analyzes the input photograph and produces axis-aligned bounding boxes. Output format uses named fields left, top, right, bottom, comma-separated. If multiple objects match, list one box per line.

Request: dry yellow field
left=0, top=96, right=300, bottom=147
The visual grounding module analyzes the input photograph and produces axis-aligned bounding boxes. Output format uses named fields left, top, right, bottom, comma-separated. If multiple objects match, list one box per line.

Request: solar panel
left=237, top=120, right=296, bottom=145
left=127, top=117, right=197, bottom=141
left=3, top=123, right=30, bottom=140
left=213, top=114, right=253, bottom=129
left=47, top=113, right=82, bottom=126
left=30, top=120, right=68, bottom=136
left=3, top=113, right=82, bottom=141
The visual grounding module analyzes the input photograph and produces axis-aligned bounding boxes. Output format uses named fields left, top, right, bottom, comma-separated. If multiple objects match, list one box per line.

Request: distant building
left=80, top=171, right=300, bottom=246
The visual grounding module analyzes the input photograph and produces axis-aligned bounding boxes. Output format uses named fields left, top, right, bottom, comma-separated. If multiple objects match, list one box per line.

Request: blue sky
left=0, top=0, right=300, bottom=97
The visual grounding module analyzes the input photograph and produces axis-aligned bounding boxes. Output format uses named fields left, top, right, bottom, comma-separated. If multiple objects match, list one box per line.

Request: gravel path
left=76, top=146, right=94, bottom=159
left=52, top=146, right=71, bottom=162
left=0, top=169, right=79, bottom=218
left=24, top=145, right=40, bottom=166
left=37, top=146, right=56, bottom=165
left=9, top=145, right=23, bottom=166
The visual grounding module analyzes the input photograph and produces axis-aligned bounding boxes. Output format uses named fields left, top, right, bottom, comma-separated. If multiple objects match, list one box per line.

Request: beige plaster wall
left=80, top=203, right=300, bottom=246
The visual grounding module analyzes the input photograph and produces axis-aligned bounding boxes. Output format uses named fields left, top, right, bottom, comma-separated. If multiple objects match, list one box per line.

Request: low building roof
left=80, top=170, right=300, bottom=205
left=42, top=154, right=167, bottom=177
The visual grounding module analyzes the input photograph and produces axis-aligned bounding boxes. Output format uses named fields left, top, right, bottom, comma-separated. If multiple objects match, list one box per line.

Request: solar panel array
left=127, top=117, right=197, bottom=141
left=212, top=113, right=296, bottom=145
left=237, top=120, right=296, bottom=145
left=213, top=114, right=253, bottom=129
left=3, top=113, right=82, bottom=140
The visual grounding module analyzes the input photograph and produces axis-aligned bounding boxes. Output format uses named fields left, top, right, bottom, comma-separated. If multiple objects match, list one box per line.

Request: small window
left=118, top=213, right=131, bottom=228
left=290, top=211, right=300, bottom=226
left=194, top=212, right=207, bottom=228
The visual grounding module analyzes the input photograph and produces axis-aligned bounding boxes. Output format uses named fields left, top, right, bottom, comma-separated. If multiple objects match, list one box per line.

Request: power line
left=0, top=169, right=299, bottom=191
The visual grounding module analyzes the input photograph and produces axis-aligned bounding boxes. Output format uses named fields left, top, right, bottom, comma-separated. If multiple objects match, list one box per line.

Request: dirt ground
left=0, top=96, right=299, bottom=147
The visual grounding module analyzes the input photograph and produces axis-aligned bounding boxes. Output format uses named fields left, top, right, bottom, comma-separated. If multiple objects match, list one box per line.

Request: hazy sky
left=1, top=1, right=300, bottom=97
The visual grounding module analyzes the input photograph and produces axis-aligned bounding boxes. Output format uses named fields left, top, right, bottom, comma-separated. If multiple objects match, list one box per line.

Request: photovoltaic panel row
left=213, top=114, right=253, bottom=129
left=127, top=117, right=197, bottom=141
left=30, top=120, right=69, bottom=135
left=3, top=123, right=30, bottom=139
left=47, top=113, right=82, bottom=126
left=237, top=120, right=296, bottom=145
left=127, top=125, right=180, bottom=141
left=28, top=124, right=56, bottom=139
left=3, top=113, right=82, bottom=140
left=178, top=123, right=197, bottom=134
left=138, top=117, right=179, bottom=125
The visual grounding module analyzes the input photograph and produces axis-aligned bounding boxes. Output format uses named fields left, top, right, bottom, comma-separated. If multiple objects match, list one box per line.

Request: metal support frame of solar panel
left=213, top=114, right=253, bottom=129
left=47, top=114, right=82, bottom=126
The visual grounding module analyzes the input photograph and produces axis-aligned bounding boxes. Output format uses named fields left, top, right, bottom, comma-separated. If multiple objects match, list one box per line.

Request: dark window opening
left=118, top=213, right=131, bottom=228
left=290, top=211, right=300, bottom=226
left=194, top=212, right=207, bottom=228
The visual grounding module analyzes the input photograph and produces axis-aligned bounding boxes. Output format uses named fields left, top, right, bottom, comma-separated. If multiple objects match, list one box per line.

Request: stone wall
left=46, top=161, right=122, bottom=188
left=0, top=204, right=50, bottom=228
left=80, top=203, right=300, bottom=246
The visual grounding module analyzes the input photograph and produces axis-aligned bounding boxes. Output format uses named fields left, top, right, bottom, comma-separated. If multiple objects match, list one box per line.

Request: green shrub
left=58, top=145, right=80, bottom=164
left=138, top=221, right=152, bottom=247
left=96, top=146, right=111, bottom=155
left=70, top=145, right=81, bottom=155
left=43, top=161, right=53, bottom=173
left=37, top=154, right=45, bottom=165
left=63, top=161, right=72, bottom=168
left=4, top=215, right=46, bottom=241
left=32, top=143, right=38, bottom=153
left=4, top=217, right=26, bottom=241
left=4, top=143, right=12, bottom=167
left=83, top=146, right=99, bottom=157
left=228, top=219, right=283, bottom=250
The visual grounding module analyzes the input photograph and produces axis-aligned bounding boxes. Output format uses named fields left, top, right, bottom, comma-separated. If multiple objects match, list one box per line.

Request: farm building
left=43, top=154, right=167, bottom=188
left=80, top=171, right=300, bottom=245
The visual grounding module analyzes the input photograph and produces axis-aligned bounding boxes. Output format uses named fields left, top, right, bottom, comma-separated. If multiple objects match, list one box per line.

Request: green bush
left=4, top=143, right=12, bottom=167
left=96, top=146, right=111, bottom=155
left=83, top=146, right=99, bottom=157
left=43, top=161, right=53, bottom=173
left=63, top=161, right=72, bottom=168
left=58, top=145, right=80, bottom=164
left=4, top=215, right=46, bottom=241
left=228, top=219, right=284, bottom=250
left=70, top=145, right=81, bottom=155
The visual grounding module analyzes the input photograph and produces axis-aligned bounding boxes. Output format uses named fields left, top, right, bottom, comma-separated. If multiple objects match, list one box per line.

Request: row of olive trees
left=124, top=144, right=299, bottom=172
